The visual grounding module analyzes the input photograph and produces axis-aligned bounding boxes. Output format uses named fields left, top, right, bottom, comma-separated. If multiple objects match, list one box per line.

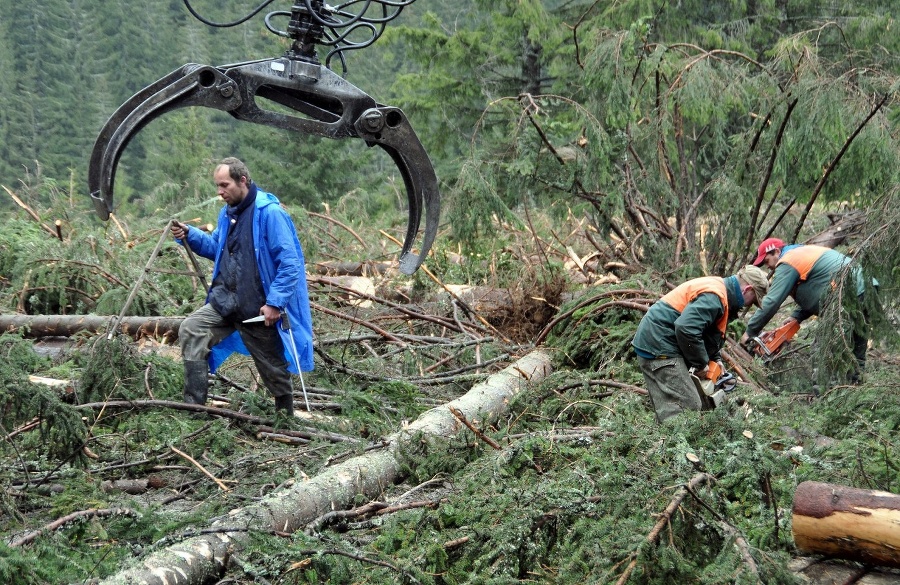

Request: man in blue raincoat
left=171, top=157, right=313, bottom=415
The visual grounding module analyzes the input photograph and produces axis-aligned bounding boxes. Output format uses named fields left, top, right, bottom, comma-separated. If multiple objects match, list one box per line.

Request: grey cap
left=737, top=264, right=769, bottom=307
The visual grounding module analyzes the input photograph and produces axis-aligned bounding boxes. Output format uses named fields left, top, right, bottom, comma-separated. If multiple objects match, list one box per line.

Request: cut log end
left=792, top=481, right=900, bottom=569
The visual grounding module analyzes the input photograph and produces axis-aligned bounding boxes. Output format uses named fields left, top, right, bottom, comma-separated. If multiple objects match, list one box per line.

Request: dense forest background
left=0, top=0, right=434, bottom=213
left=0, top=0, right=898, bottom=282
left=0, top=1, right=898, bottom=584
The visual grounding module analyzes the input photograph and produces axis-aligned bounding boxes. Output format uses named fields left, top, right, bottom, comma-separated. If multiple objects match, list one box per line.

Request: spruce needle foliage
left=0, top=333, right=86, bottom=464
left=344, top=378, right=809, bottom=584
left=804, top=192, right=899, bottom=384
left=544, top=282, right=652, bottom=375
left=398, top=430, right=489, bottom=486
left=800, top=380, right=900, bottom=491
left=0, top=542, right=56, bottom=584
left=77, top=335, right=182, bottom=404
left=390, top=2, right=900, bottom=278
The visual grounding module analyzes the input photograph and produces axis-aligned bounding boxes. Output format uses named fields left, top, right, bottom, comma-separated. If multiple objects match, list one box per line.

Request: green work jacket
left=745, top=246, right=862, bottom=339
left=632, top=275, right=744, bottom=369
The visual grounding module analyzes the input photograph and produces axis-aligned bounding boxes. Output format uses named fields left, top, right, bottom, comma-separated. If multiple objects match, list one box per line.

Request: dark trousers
left=637, top=356, right=703, bottom=423
left=180, top=303, right=293, bottom=398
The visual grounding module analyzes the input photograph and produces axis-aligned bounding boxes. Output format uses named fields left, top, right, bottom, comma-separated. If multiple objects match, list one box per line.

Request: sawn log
left=0, top=314, right=183, bottom=339
left=792, top=480, right=900, bottom=568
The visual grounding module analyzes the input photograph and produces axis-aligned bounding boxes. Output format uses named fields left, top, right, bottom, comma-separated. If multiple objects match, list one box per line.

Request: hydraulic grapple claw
left=88, top=64, right=242, bottom=219
left=353, top=106, right=439, bottom=274
left=88, top=57, right=440, bottom=274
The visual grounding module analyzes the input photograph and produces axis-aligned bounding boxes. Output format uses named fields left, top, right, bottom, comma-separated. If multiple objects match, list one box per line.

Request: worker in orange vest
left=740, top=238, right=872, bottom=383
left=632, top=266, right=769, bottom=423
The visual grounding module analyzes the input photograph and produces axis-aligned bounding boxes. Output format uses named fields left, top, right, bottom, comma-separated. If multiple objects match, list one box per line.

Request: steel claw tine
left=355, top=107, right=440, bottom=274
left=88, top=65, right=242, bottom=218
left=88, top=67, right=188, bottom=218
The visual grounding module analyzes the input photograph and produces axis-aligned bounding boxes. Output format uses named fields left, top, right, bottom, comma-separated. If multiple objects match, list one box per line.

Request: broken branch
left=449, top=406, right=501, bottom=450
left=615, top=472, right=715, bottom=585
left=8, top=507, right=139, bottom=548
left=170, top=445, right=231, bottom=492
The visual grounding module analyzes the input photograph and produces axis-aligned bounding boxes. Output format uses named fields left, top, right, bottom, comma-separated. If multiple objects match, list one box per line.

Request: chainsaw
left=748, top=320, right=800, bottom=362
left=689, top=361, right=737, bottom=410
left=88, top=0, right=438, bottom=275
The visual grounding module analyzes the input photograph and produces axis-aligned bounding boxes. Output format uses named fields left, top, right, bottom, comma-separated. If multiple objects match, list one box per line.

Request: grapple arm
left=88, top=57, right=439, bottom=274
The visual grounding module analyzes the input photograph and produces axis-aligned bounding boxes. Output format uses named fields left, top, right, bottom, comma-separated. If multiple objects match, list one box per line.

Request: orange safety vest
left=660, top=277, right=729, bottom=336
left=777, top=245, right=829, bottom=280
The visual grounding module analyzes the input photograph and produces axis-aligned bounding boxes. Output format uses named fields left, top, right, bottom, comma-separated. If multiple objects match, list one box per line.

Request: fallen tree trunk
left=0, top=314, right=183, bottom=339
left=311, top=260, right=395, bottom=276
left=94, top=350, right=552, bottom=585
left=792, top=480, right=900, bottom=568
left=0, top=286, right=529, bottom=341
left=2, top=281, right=560, bottom=343
left=803, top=210, right=866, bottom=249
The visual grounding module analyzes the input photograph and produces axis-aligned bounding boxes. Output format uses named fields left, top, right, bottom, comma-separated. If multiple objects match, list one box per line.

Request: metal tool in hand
left=279, top=312, right=311, bottom=412
left=88, top=0, right=439, bottom=275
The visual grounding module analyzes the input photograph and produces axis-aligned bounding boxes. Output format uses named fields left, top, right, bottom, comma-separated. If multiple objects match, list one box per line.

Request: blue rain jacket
left=180, top=188, right=314, bottom=373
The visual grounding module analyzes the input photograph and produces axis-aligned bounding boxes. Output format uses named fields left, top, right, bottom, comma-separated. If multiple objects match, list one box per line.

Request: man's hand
left=170, top=220, right=189, bottom=240
left=739, top=332, right=750, bottom=345
left=260, top=304, right=281, bottom=327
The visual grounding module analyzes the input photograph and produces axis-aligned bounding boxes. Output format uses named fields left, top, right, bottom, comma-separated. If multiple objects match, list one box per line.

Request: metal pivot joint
left=88, top=0, right=438, bottom=275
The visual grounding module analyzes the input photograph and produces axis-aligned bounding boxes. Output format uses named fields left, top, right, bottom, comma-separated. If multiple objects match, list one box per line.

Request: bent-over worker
left=633, top=266, right=769, bottom=423
left=740, top=237, right=871, bottom=383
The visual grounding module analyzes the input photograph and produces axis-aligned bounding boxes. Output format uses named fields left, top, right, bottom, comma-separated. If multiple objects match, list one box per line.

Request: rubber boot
left=183, top=360, right=209, bottom=405
left=274, top=394, right=295, bottom=416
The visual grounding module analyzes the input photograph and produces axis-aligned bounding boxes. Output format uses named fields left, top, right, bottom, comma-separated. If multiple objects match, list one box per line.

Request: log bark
left=804, top=210, right=866, bottom=249
left=94, top=350, right=552, bottom=585
left=1, top=282, right=558, bottom=341
left=0, top=314, right=183, bottom=339
left=792, top=480, right=900, bottom=568
left=100, top=477, right=166, bottom=495
left=310, top=260, right=395, bottom=276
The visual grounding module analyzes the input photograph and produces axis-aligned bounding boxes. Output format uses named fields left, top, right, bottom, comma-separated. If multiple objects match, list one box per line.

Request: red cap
left=752, top=238, right=784, bottom=266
